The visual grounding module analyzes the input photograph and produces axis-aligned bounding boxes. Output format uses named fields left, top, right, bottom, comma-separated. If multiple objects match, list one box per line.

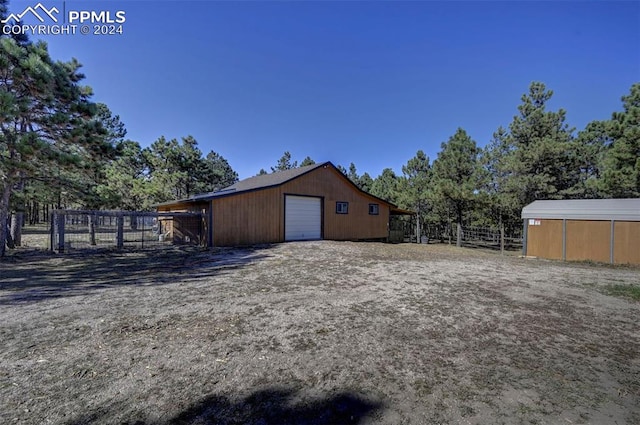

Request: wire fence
left=50, top=210, right=205, bottom=253
left=390, top=216, right=523, bottom=251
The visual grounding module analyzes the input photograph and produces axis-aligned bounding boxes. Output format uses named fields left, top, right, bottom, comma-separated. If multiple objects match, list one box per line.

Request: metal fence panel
left=50, top=210, right=204, bottom=253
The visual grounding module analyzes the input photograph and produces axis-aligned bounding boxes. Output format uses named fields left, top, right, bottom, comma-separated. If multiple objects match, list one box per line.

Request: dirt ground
left=0, top=241, right=638, bottom=425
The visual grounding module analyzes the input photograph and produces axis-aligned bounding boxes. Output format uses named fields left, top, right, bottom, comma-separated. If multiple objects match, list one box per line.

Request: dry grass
left=1, top=241, right=638, bottom=424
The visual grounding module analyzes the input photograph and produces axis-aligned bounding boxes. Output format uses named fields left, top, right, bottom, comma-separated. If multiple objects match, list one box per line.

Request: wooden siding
left=279, top=166, right=390, bottom=241
left=212, top=187, right=282, bottom=246
left=157, top=202, right=209, bottom=246
left=566, top=220, right=611, bottom=263
left=160, top=165, right=397, bottom=246
left=614, top=221, right=640, bottom=265
left=527, top=219, right=563, bottom=260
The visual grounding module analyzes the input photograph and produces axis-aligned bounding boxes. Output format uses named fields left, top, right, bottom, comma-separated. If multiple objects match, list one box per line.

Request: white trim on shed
left=521, top=199, right=640, bottom=222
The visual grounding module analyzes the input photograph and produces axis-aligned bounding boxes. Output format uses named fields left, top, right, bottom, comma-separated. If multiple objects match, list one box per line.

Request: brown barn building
left=522, top=199, right=640, bottom=265
left=157, top=162, right=411, bottom=247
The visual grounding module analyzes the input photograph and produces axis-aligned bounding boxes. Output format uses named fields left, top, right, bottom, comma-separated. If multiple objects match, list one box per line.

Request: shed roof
left=521, top=199, right=640, bottom=221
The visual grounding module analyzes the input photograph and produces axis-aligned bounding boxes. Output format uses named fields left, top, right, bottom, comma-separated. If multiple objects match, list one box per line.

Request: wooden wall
left=527, top=219, right=640, bottom=265
left=280, top=166, right=390, bottom=241
left=212, top=187, right=282, bottom=246
left=566, top=220, right=611, bottom=263
left=614, top=221, right=640, bottom=265
left=208, top=165, right=391, bottom=246
left=157, top=202, right=209, bottom=246
left=526, top=219, right=563, bottom=260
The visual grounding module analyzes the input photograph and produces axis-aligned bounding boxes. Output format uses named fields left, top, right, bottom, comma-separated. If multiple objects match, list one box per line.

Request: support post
left=522, top=219, right=528, bottom=256
left=610, top=220, right=615, bottom=265
left=208, top=204, right=214, bottom=248
left=57, top=212, right=65, bottom=253
left=89, top=213, right=96, bottom=246
left=116, top=215, right=124, bottom=249
left=50, top=212, right=55, bottom=252
left=562, top=219, right=567, bottom=261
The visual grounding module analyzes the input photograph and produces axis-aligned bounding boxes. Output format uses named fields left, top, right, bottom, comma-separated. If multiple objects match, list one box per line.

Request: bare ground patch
left=0, top=242, right=638, bottom=424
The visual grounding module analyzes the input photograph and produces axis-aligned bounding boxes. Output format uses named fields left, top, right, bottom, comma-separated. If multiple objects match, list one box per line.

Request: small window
left=369, top=204, right=379, bottom=215
left=336, top=201, right=349, bottom=214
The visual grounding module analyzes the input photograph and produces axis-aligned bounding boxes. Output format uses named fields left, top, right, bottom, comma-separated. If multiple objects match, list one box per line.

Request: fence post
left=116, top=215, right=124, bottom=249
left=500, top=222, right=505, bottom=255
left=57, top=212, right=65, bottom=252
left=89, top=213, right=97, bottom=246
left=50, top=212, right=55, bottom=252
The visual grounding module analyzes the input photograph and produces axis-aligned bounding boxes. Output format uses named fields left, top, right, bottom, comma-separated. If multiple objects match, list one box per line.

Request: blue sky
left=11, top=0, right=640, bottom=179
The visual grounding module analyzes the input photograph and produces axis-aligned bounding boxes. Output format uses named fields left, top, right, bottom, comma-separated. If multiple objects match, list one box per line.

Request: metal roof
left=156, top=161, right=406, bottom=210
left=221, top=162, right=326, bottom=193
left=521, top=199, right=640, bottom=221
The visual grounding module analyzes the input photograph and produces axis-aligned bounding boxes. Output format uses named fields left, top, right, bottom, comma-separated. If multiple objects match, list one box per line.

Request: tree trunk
left=130, top=214, right=138, bottom=230
left=10, top=212, right=23, bottom=247
left=0, top=184, right=13, bottom=257
left=9, top=178, right=25, bottom=247
left=456, top=222, right=462, bottom=247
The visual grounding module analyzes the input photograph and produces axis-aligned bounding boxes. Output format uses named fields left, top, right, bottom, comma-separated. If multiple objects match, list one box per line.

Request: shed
left=521, top=199, right=640, bottom=265
left=157, top=161, right=412, bottom=247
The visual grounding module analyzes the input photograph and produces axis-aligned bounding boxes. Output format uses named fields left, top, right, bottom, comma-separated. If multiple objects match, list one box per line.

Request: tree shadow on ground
left=66, top=386, right=384, bottom=425
left=0, top=246, right=273, bottom=305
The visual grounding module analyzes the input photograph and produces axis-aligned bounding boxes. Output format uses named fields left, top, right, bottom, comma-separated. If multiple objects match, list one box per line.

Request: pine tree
left=299, top=156, right=315, bottom=167
left=431, top=128, right=482, bottom=246
left=202, top=150, right=238, bottom=190
left=0, top=29, right=113, bottom=255
left=371, top=168, right=400, bottom=204
left=503, top=82, right=575, bottom=206
left=599, top=83, right=640, bottom=197
left=271, top=151, right=297, bottom=172
left=399, top=150, right=431, bottom=230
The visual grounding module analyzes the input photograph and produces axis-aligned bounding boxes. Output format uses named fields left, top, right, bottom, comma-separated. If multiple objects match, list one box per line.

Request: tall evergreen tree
left=299, top=156, right=315, bottom=167
left=142, top=136, right=237, bottom=204
left=371, top=168, right=400, bottom=204
left=96, top=140, right=148, bottom=210
left=202, top=150, right=238, bottom=190
left=399, top=150, right=431, bottom=227
left=503, top=82, right=575, bottom=206
left=480, top=126, right=519, bottom=229
left=358, top=172, right=373, bottom=193
left=599, top=83, right=640, bottom=197
left=0, top=27, right=113, bottom=255
left=566, top=120, right=610, bottom=199
left=431, top=128, right=482, bottom=246
left=271, top=151, right=297, bottom=172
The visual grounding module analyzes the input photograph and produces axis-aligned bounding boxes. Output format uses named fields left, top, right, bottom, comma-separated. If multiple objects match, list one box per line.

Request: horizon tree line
left=1, top=0, right=637, bottom=254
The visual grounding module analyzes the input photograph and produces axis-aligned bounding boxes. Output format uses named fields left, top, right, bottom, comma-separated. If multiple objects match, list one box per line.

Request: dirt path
left=1, top=242, right=638, bottom=424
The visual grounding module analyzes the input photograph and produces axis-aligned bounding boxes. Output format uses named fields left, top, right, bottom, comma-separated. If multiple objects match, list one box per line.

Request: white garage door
left=285, top=195, right=322, bottom=241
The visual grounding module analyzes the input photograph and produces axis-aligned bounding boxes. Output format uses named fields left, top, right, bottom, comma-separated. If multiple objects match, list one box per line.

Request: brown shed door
left=285, top=195, right=321, bottom=241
